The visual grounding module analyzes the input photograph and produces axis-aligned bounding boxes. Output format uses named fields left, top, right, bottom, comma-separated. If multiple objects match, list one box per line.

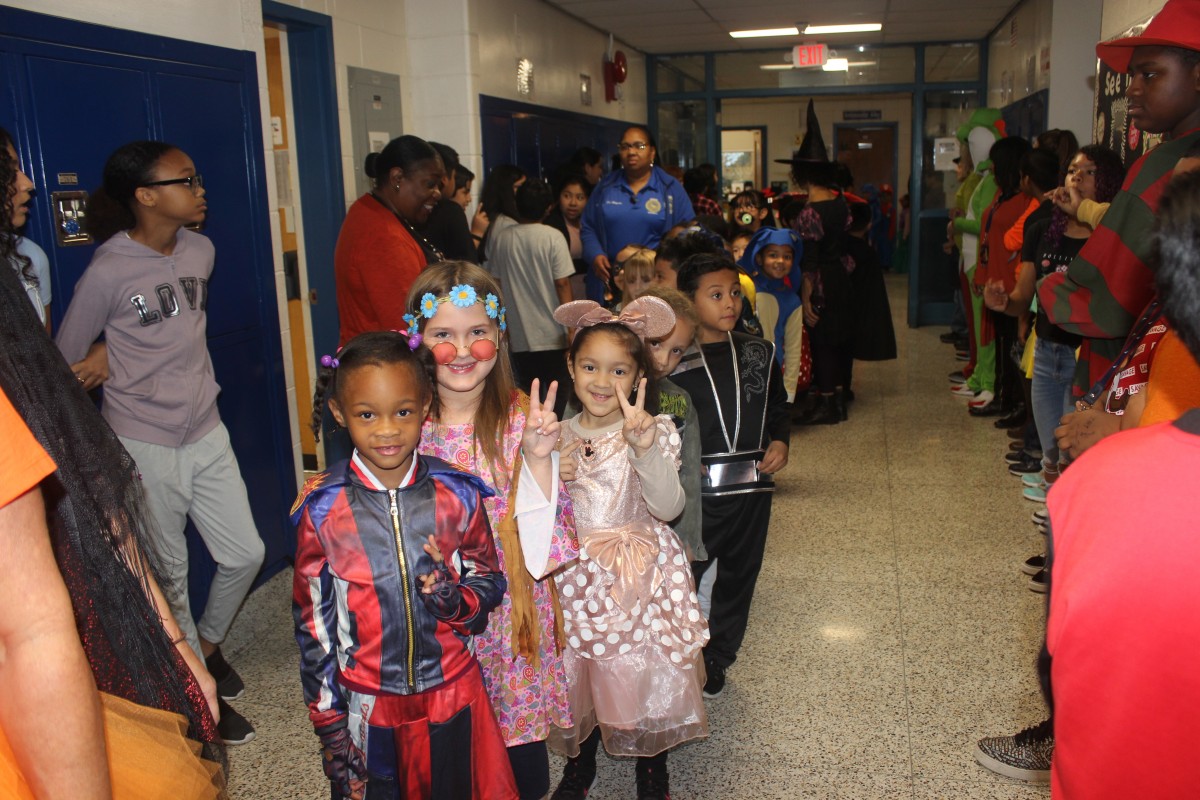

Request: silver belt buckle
left=707, top=460, right=761, bottom=488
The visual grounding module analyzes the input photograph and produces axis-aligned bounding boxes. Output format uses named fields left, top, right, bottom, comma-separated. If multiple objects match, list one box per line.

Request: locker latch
left=50, top=190, right=92, bottom=246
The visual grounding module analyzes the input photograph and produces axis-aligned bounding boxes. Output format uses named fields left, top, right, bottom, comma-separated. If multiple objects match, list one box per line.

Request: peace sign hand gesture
left=617, top=378, right=656, bottom=457
left=521, top=379, right=562, bottom=464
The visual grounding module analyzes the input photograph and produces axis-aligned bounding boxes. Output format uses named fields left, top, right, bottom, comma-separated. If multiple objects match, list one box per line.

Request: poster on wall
left=1094, top=14, right=1164, bottom=168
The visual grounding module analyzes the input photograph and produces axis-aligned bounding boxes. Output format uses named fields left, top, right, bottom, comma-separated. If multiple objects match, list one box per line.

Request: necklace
left=697, top=333, right=740, bottom=452
left=370, top=192, right=446, bottom=263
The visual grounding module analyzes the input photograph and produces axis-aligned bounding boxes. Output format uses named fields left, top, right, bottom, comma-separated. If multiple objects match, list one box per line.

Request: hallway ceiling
left=543, top=0, right=1017, bottom=53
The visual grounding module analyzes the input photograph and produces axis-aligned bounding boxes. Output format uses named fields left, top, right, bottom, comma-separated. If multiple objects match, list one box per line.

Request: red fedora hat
left=1095, top=0, right=1200, bottom=73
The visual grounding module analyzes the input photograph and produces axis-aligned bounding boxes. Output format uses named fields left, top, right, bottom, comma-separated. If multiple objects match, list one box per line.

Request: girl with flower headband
left=548, top=296, right=709, bottom=799
left=297, top=329, right=516, bottom=799
left=408, top=261, right=581, bottom=800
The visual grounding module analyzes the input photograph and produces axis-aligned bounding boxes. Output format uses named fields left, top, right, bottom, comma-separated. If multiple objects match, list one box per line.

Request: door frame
left=261, top=1, right=345, bottom=371
left=717, top=124, right=767, bottom=196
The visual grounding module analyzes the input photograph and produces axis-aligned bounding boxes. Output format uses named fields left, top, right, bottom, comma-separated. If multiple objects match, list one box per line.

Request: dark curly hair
left=0, top=126, right=34, bottom=286
left=1045, top=145, right=1125, bottom=250
left=310, top=330, right=438, bottom=443
left=1152, top=169, right=1200, bottom=360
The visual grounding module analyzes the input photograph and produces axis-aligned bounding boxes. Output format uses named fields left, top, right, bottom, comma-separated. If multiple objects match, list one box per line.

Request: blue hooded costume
left=738, top=227, right=806, bottom=401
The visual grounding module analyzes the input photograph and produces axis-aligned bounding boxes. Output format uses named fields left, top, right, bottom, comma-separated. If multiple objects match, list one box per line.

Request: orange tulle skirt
left=0, top=692, right=227, bottom=799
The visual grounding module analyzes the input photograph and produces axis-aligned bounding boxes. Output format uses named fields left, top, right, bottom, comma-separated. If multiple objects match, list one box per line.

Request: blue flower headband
left=405, top=284, right=507, bottom=335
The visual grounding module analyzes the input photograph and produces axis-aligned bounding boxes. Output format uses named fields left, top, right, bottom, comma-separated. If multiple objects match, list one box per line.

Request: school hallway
left=221, top=274, right=1051, bottom=799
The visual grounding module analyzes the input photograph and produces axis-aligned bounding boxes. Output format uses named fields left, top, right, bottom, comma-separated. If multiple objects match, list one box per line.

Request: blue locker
left=1, top=7, right=296, bottom=607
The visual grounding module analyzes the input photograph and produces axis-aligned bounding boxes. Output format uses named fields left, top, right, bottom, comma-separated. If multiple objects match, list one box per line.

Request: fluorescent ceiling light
left=823, top=58, right=849, bottom=71
left=803, top=23, right=882, bottom=34
left=730, top=26, right=800, bottom=38
left=847, top=60, right=877, bottom=67
left=760, top=64, right=795, bottom=70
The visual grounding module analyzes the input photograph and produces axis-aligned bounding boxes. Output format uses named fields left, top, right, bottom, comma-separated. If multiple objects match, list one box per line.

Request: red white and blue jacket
left=291, top=454, right=506, bottom=729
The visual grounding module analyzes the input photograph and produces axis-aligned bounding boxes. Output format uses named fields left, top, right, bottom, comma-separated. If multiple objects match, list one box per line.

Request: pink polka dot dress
left=550, top=414, right=709, bottom=758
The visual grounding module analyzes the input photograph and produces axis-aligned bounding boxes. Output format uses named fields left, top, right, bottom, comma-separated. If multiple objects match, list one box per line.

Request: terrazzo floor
left=222, top=275, right=1051, bottom=798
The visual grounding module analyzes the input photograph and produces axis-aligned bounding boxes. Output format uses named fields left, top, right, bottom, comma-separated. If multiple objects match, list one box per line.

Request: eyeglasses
left=618, top=142, right=649, bottom=152
left=142, top=175, right=205, bottom=193
left=430, top=336, right=499, bottom=365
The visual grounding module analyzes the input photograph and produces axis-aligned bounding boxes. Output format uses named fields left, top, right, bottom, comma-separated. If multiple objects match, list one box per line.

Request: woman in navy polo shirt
left=581, top=125, right=695, bottom=304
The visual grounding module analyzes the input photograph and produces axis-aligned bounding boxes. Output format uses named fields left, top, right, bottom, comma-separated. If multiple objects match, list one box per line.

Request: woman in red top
left=972, top=136, right=1032, bottom=415
left=334, top=135, right=445, bottom=345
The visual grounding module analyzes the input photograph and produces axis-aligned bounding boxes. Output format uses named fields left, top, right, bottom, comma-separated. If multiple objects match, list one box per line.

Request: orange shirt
left=0, top=387, right=55, bottom=508
left=1141, top=329, right=1200, bottom=427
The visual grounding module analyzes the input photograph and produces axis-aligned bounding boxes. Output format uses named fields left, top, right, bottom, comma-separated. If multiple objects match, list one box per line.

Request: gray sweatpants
left=121, top=422, right=265, bottom=660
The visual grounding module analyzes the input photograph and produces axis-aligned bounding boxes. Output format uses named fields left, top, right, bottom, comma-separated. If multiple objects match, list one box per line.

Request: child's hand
left=983, top=279, right=1009, bottom=312
left=521, top=379, right=562, bottom=462
left=558, top=439, right=582, bottom=482
left=758, top=440, right=789, bottom=474
left=1046, top=186, right=1082, bottom=219
left=618, top=378, right=656, bottom=457
left=418, top=534, right=447, bottom=593
left=802, top=302, right=821, bottom=327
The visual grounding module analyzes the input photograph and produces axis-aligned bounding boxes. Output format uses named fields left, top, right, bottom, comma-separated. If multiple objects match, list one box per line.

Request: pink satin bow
left=553, top=297, right=676, bottom=341
left=585, top=520, right=664, bottom=613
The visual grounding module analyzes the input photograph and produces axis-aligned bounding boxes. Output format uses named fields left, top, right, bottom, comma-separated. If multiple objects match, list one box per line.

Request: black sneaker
left=974, top=719, right=1052, bottom=783
left=217, top=698, right=256, bottom=745
left=1008, top=456, right=1041, bottom=476
left=948, top=370, right=966, bottom=384
left=1020, top=554, right=1045, bottom=576
left=1028, top=569, right=1048, bottom=594
left=205, top=647, right=245, bottom=701
left=636, top=758, right=670, bottom=799
left=551, top=758, right=597, bottom=799
left=702, top=659, right=726, bottom=698
left=939, top=331, right=960, bottom=344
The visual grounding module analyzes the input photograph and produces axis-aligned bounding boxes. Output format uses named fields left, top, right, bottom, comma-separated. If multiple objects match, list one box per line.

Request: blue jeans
left=1031, top=337, right=1076, bottom=469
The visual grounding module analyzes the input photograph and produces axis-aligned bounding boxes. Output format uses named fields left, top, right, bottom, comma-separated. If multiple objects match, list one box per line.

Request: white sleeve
left=782, top=308, right=805, bottom=404
left=514, top=449, right=558, bottom=580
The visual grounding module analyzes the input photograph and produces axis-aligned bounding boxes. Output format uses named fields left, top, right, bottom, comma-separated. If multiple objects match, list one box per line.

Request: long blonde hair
left=407, top=261, right=517, bottom=475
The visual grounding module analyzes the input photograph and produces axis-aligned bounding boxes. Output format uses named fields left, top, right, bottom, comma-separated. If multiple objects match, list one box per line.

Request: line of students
left=948, top=3, right=1200, bottom=795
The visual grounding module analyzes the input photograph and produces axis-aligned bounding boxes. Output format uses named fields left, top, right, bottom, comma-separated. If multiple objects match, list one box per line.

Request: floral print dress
left=420, top=394, right=579, bottom=746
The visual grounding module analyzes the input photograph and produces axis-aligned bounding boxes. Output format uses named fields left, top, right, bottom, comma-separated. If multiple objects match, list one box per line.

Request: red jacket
left=292, top=455, right=505, bottom=728
left=334, top=194, right=427, bottom=346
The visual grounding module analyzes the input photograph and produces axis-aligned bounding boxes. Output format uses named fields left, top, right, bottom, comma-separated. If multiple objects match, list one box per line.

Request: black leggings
left=508, top=740, right=550, bottom=800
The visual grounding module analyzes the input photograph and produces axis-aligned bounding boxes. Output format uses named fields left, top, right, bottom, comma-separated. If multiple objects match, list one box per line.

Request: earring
left=393, top=184, right=402, bottom=190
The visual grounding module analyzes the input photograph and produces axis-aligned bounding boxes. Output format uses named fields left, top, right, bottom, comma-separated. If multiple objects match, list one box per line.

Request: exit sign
left=792, top=44, right=828, bottom=68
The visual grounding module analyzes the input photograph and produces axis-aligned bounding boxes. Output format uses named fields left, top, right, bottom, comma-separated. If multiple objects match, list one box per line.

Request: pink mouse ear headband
left=553, top=297, right=676, bottom=340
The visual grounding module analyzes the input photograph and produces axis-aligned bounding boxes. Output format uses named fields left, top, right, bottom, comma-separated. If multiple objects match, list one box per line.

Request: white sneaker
left=968, top=390, right=994, bottom=408
left=950, top=384, right=976, bottom=398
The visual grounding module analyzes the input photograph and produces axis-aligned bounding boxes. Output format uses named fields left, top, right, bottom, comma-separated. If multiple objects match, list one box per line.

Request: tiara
left=404, top=284, right=506, bottom=336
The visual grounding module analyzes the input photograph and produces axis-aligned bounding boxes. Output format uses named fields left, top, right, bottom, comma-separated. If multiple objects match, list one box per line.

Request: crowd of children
left=5, top=1, right=1200, bottom=796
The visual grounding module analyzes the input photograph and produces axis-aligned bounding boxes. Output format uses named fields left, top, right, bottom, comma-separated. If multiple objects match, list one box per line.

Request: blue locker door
left=16, top=54, right=155, bottom=319
left=153, top=66, right=296, bottom=587
left=0, top=8, right=296, bottom=608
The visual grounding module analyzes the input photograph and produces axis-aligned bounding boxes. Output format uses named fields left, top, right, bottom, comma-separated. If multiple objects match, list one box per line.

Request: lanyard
left=1081, top=299, right=1163, bottom=407
left=698, top=334, right=741, bottom=452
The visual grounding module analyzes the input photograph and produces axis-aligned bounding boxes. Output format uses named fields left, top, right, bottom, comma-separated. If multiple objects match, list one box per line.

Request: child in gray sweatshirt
left=55, top=140, right=262, bottom=746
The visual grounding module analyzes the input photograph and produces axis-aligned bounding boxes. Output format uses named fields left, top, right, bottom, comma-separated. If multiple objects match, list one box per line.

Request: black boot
left=791, top=392, right=820, bottom=424
left=551, top=729, right=600, bottom=799
left=803, top=394, right=840, bottom=425
left=636, top=751, right=670, bottom=799
left=834, top=388, right=848, bottom=421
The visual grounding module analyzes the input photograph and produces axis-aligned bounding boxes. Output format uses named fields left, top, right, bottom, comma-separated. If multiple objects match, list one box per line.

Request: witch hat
left=776, top=99, right=829, bottom=164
